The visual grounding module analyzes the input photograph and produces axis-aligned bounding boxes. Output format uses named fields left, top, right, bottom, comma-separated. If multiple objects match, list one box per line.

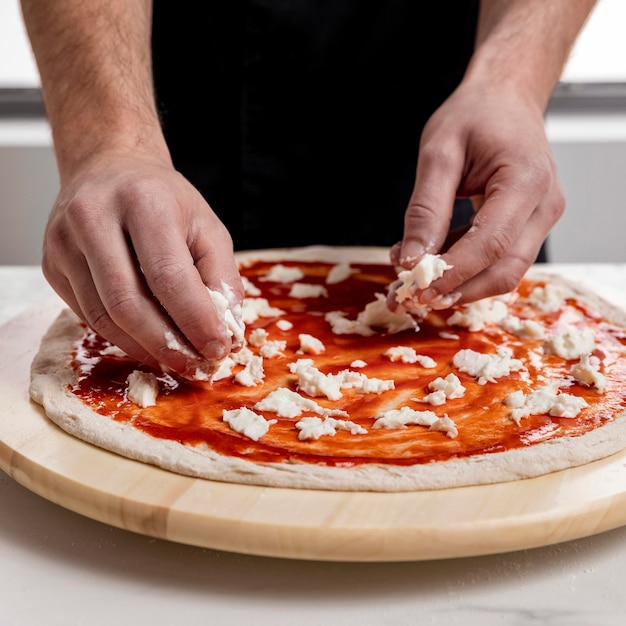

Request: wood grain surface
left=3, top=286, right=626, bottom=562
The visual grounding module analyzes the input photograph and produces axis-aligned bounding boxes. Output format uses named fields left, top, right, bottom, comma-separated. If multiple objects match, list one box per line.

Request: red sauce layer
left=71, top=261, right=626, bottom=467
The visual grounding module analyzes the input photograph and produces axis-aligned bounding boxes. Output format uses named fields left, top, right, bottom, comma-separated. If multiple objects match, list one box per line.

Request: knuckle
left=87, top=286, right=144, bottom=333
left=145, top=257, right=189, bottom=297
left=490, top=270, right=522, bottom=295
left=483, top=227, right=515, bottom=262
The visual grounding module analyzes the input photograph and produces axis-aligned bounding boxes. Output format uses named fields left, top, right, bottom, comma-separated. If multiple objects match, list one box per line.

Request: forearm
left=468, top=0, right=598, bottom=110
left=20, top=0, right=169, bottom=179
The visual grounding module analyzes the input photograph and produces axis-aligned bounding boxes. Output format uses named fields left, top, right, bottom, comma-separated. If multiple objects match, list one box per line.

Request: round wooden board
left=4, top=270, right=626, bottom=562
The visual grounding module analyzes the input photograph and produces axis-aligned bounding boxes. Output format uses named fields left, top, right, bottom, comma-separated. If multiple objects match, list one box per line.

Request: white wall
left=1, top=0, right=626, bottom=265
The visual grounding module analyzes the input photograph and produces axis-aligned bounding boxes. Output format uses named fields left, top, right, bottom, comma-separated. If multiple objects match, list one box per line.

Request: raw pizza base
left=29, top=246, right=626, bottom=492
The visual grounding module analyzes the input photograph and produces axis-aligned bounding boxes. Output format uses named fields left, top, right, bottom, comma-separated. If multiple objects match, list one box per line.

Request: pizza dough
left=29, top=246, right=626, bottom=492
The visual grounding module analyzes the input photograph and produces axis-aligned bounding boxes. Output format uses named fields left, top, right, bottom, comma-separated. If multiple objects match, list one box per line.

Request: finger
left=191, top=224, right=246, bottom=352
left=419, top=162, right=553, bottom=300
left=42, top=240, right=158, bottom=366
left=423, top=175, right=563, bottom=304
left=127, top=195, right=241, bottom=360
left=398, top=138, right=463, bottom=266
left=76, top=223, right=220, bottom=379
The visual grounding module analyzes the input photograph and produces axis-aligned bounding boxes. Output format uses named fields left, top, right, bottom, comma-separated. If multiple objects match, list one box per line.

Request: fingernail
left=202, top=339, right=228, bottom=361
left=400, top=241, right=425, bottom=266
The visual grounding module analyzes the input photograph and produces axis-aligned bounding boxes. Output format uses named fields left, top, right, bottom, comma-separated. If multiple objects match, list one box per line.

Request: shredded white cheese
left=447, top=298, right=509, bottom=332
left=295, top=416, right=367, bottom=440
left=289, top=283, right=329, bottom=299
left=505, top=380, right=589, bottom=424
left=326, top=262, right=356, bottom=284
left=453, top=347, right=524, bottom=385
left=222, top=407, right=277, bottom=441
left=298, top=333, right=326, bottom=355
left=126, top=370, right=160, bottom=408
left=544, top=329, right=595, bottom=360
left=570, top=353, right=606, bottom=393
left=259, top=264, right=305, bottom=283
left=415, top=373, right=466, bottom=406
left=372, top=406, right=458, bottom=438
left=241, top=298, right=285, bottom=324
left=254, top=387, right=348, bottom=418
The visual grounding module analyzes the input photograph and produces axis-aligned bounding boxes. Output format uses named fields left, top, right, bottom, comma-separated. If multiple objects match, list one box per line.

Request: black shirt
left=151, top=1, right=479, bottom=250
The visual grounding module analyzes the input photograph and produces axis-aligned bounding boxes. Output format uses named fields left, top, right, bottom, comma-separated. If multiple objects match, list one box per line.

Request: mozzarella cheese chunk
left=447, top=298, right=509, bottom=332
left=255, top=387, right=348, bottom=418
left=295, top=416, right=367, bottom=441
left=298, top=333, right=326, bottom=355
left=241, top=298, right=285, bottom=324
left=372, top=406, right=458, bottom=438
left=453, top=347, right=524, bottom=385
left=326, top=262, right=356, bottom=284
left=241, top=275, right=262, bottom=296
left=275, top=319, right=293, bottom=331
left=287, top=359, right=394, bottom=400
left=126, top=370, right=159, bottom=408
left=383, top=346, right=436, bottom=368
left=288, top=359, right=343, bottom=400
left=385, top=346, right=419, bottom=363
left=528, top=283, right=567, bottom=312
left=222, top=407, right=277, bottom=441
left=288, top=283, right=329, bottom=299
left=259, top=264, right=305, bottom=283
left=234, top=354, right=265, bottom=386
left=570, top=353, right=606, bottom=393
left=544, top=329, right=595, bottom=360
left=505, top=380, right=589, bottom=424
left=395, top=254, right=453, bottom=295
left=207, top=281, right=245, bottom=348
left=499, top=314, right=545, bottom=339
left=417, top=373, right=466, bottom=406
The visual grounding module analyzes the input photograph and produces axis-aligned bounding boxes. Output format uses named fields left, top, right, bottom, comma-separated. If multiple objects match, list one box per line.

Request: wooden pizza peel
left=3, top=287, right=626, bottom=562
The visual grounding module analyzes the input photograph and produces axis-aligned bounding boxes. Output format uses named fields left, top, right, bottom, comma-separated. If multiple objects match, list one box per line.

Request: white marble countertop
left=2, top=264, right=626, bottom=626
